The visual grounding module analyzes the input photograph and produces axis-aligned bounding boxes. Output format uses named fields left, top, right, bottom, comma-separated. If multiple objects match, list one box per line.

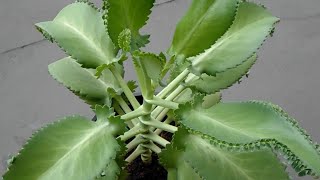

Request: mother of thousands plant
left=3, top=0, right=320, bottom=179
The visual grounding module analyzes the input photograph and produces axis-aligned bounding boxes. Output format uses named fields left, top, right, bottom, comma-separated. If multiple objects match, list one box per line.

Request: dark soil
left=126, top=131, right=173, bottom=180
left=126, top=153, right=167, bottom=180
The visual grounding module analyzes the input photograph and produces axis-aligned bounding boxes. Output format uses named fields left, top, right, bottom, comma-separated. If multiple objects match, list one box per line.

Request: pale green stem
left=119, top=124, right=146, bottom=142
left=155, top=117, right=173, bottom=135
left=141, top=142, right=161, bottom=154
left=126, top=136, right=145, bottom=153
left=152, top=85, right=185, bottom=119
left=152, top=73, right=198, bottom=123
left=142, top=132, right=170, bottom=147
left=157, top=69, right=189, bottom=99
left=114, top=96, right=139, bottom=125
left=126, top=145, right=145, bottom=163
left=146, top=96, right=179, bottom=110
left=110, top=66, right=140, bottom=109
left=121, top=107, right=148, bottom=121
left=150, top=108, right=170, bottom=132
left=113, top=101, right=134, bottom=128
left=155, top=108, right=170, bottom=122
left=141, top=118, right=177, bottom=133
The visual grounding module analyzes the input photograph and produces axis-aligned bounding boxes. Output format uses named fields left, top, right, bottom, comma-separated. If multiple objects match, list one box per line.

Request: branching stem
left=141, top=119, right=177, bottom=133
left=156, top=69, right=189, bottom=99
left=141, top=142, right=162, bottom=154
left=119, top=124, right=146, bottom=142
left=142, top=132, right=170, bottom=147
left=125, top=145, right=145, bottom=163
left=155, top=117, right=173, bottom=135
left=126, top=136, right=145, bottom=152
left=110, top=66, right=140, bottom=109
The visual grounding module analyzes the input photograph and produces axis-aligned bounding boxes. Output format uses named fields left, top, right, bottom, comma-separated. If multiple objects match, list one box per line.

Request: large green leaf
left=96, top=135, right=127, bottom=180
left=160, top=128, right=289, bottom=180
left=187, top=54, right=257, bottom=94
left=159, top=145, right=201, bottom=180
left=105, top=0, right=154, bottom=50
left=36, top=2, right=116, bottom=68
left=168, top=0, right=238, bottom=57
left=190, top=2, right=279, bottom=75
left=48, top=57, right=122, bottom=107
left=4, top=115, right=126, bottom=180
left=175, top=98, right=320, bottom=176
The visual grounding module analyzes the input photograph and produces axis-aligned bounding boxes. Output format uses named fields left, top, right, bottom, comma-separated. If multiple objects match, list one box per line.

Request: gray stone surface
left=0, top=0, right=319, bottom=179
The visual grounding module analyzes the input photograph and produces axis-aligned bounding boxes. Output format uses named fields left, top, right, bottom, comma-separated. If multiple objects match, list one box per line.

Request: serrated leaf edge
left=187, top=1, right=279, bottom=76
left=188, top=54, right=257, bottom=94
left=36, top=1, right=116, bottom=68
left=48, top=60, right=111, bottom=100
left=103, top=0, right=155, bottom=49
left=176, top=100, right=320, bottom=178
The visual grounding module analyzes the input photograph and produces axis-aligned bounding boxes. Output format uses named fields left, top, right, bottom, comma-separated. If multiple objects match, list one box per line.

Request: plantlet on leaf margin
left=3, top=0, right=320, bottom=179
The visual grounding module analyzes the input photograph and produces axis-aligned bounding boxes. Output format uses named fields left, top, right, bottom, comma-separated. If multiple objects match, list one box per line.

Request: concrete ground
left=0, top=0, right=319, bottom=179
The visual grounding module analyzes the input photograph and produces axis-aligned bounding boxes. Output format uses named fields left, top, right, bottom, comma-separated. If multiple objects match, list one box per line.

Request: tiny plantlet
left=3, top=0, right=320, bottom=179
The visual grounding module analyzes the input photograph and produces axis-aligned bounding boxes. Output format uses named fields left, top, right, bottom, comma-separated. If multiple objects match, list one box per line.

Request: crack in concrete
left=281, top=12, right=320, bottom=21
left=0, top=0, right=178, bottom=56
left=155, top=0, right=176, bottom=6
left=0, top=39, right=46, bottom=55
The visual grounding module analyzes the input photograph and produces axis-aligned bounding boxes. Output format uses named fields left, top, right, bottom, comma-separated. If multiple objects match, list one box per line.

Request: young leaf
left=202, top=92, right=222, bottom=109
left=168, top=0, right=238, bottom=57
left=94, top=105, right=115, bottom=123
left=48, top=57, right=121, bottom=107
left=188, top=54, right=257, bottom=94
left=36, top=2, right=116, bottom=68
left=132, top=51, right=165, bottom=87
left=190, top=2, right=279, bottom=75
left=105, top=0, right=154, bottom=50
left=160, top=128, right=289, bottom=180
left=118, top=29, right=132, bottom=52
left=175, top=99, right=320, bottom=176
left=4, top=115, right=126, bottom=180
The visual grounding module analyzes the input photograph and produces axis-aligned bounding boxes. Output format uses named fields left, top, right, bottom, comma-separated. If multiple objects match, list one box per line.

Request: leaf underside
left=175, top=98, right=320, bottom=176
left=105, top=0, right=154, bottom=50
left=36, top=2, right=116, bottom=68
left=190, top=2, right=279, bottom=76
left=3, top=115, right=125, bottom=180
left=160, top=128, right=289, bottom=180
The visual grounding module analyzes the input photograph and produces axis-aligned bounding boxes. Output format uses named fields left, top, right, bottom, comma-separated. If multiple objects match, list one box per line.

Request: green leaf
left=127, top=80, right=138, bottom=93
left=188, top=54, right=257, bottom=94
left=36, top=2, right=116, bottom=68
left=48, top=57, right=121, bottom=107
left=161, top=128, right=289, bottom=180
left=97, top=139, right=127, bottom=180
left=94, top=105, right=115, bottom=123
left=190, top=2, right=279, bottom=75
left=118, top=29, right=132, bottom=52
left=133, top=51, right=165, bottom=86
left=4, top=116, right=126, bottom=180
left=202, top=92, right=222, bottom=109
left=168, top=0, right=238, bottom=57
left=105, top=0, right=154, bottom=50
left=175, top=99, right=320, bottom=176
left=159, top=144, right=201, bottom=180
